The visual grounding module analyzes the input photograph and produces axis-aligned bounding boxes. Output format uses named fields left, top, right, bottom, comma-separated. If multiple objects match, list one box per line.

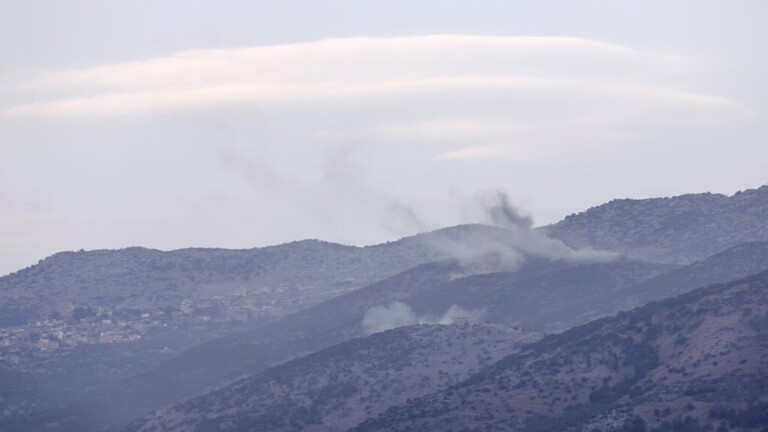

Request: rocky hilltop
left=546, top=185, right=768, bottom=264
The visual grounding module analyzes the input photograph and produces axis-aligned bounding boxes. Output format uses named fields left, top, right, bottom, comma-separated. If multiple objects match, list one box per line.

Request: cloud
left=2, top=35, right=753, bottom=166
left=0, top=37, right=747, bottom=105
left=18, top=36, right=650, bottom=91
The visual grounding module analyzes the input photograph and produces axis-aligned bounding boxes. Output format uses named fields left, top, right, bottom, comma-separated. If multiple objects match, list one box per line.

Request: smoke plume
left=425, top=191, right=616, bottom=271
left=362, top=302, right=483, bottom=335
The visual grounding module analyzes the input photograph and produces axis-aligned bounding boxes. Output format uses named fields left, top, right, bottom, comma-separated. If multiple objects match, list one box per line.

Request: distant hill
left=0, top=238, right=442, bottom=327
left=4, top=185, right=766, bottom=328
left=9, top=223, right=585, bottom=431
left=403, top=258, right=673, bottom=333
left=0, top=233, right=452, bottom=429
left=626, top=241, right=768, bottom=306
left=546, top=185, right=768, bottom=264
left=351, top=270, right=768, bottom=432
left=0, top=232, right=447, bottom=430
left=0, top=223, right=594, bottom=327
left=353, top=241, right=768, bottom=335
left=23, top=261, right=464, bottom=432
left=27, top=253, right=663, bottom=432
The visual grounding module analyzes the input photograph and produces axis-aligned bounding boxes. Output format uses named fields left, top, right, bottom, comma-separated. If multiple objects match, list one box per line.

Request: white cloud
left=2, top=35, right=753, bottom=165
left=1, top=36, right=742, bottom=110
left=24, top=35, right=655, bottom=90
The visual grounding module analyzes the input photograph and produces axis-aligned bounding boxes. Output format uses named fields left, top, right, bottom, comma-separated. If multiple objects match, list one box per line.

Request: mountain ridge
left=546, top=184, right=768, bottom=264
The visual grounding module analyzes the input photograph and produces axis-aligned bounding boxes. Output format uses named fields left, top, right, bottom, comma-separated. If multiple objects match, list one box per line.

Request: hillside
left=0, top=238, right=443, bottom=327
left=0, top=236, right=445, bottom=429
left=403, top=259, right=673, bottom=333
left=22, top=261, right=464, bottom=432
left=0, top=225, right=521, bottom=428
left=119, top=243, right=768, bottom=432
left=546, top=185, right=768, bottom=264
left=126, top=324, right=539, bottom=432
left=329, top=241, right=768, bottom=336
left=626, top=241, right=768, bottom=306
left=37, top=240, right=766, bottom=431
left=24, top=254, right=668, bottom=432
left=3, top=186, right=768, bottom=432
left=352, top=271, right=768, bottom=432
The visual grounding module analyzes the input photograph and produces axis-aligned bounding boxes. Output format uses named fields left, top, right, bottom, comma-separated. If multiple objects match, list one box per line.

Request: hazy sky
left=1, top=1, right=766, bottom=275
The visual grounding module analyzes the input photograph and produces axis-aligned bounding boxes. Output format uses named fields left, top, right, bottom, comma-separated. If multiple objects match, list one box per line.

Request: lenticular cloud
left=2, top=35, right=753, bottom=161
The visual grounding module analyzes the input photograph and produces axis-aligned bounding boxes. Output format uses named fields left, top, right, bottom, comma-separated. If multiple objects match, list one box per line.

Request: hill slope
left=126, top=324, right=539, bottom=432
left=0, top=225, right=534, bottom=428
left=28, top=254, right=667, bottom=432
left=124, top=243, right=768, bottom=432
left=352, top=271, right=768, bottom=432
left=546, top=185, right=768, bottom=264
left=0, top=238, right=443, bottom=327
left=39, top=239, right=768, bottom=431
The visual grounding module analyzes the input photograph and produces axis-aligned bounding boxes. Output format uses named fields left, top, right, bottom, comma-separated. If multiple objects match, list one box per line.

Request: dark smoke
left=486, top=191, right=533, bottom=230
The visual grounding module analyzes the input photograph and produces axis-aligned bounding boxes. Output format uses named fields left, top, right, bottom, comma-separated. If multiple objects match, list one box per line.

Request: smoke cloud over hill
left=426, top=191, right=617, bottom=271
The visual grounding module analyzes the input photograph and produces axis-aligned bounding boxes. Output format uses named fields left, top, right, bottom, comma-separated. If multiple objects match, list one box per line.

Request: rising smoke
left=362, top=302, right=484, bottom=335
left=425, top=191, right=616, bottom=271
left=361, top=192, right=616, bottom=335
left=486, top=191, right=534, bottom=230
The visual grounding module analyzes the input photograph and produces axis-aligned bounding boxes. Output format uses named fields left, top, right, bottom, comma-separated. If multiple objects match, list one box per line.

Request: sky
left=1, top=1, right=766, bottom=275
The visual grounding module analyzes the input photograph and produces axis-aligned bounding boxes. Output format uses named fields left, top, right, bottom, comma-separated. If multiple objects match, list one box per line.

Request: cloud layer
left=2, top=35, right=753, bottom=161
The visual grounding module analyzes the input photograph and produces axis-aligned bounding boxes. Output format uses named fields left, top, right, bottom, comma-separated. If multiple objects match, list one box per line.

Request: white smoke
left=361, top=302, right=483, bottom=335
left=426, top=191, right=617, bottom=271
left=362, top=302, right=420, bottom=334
